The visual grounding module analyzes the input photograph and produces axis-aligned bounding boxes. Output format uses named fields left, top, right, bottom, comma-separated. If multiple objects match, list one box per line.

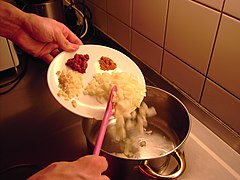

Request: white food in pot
left=108, top=101, right=157, bottom=158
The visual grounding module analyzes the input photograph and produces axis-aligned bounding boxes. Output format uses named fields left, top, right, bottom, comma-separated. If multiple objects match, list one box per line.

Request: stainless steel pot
left=23, top=0, right=65, bottom=23
left=82, top=86, right=191, bottom=179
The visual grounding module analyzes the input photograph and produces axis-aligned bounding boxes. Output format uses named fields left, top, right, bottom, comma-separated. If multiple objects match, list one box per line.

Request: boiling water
left=102, top=124, right=176, bottom=159
left=131, top=128, right=175, bottom=159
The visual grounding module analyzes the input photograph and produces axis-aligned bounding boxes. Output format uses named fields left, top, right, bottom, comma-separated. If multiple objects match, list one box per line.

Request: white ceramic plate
left=47, top=45, right=145, bottom=119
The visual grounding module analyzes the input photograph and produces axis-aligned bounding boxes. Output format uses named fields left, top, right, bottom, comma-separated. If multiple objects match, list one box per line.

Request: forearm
left=0, top=1, right=29, bottom=39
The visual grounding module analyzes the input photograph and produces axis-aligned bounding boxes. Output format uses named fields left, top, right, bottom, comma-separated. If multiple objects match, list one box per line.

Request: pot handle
left=138, top=149, right=186, bottom=179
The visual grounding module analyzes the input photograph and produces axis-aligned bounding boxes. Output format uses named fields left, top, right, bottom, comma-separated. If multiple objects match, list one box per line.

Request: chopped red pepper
left=66, top=53, right=89, bottom=74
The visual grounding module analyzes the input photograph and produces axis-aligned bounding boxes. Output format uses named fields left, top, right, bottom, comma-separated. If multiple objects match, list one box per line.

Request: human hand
left=28, top=155, right=109, bottom=180
left=12, top=13, right=83, bottom=63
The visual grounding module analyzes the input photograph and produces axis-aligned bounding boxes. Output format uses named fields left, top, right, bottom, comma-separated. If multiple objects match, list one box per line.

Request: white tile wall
left=201, top=79, right=240, bottom=133
left=224, top=0, right=240, bottom=19
left=165, top=0, right=220, bottom=74
left=107, top=15, right=131, bottom=50
left=162, top=51, right=205, bottom=101
left=194, top=0, right=224, bottom=10
left=107, top=0, right=132, bottom=26
left=87, top=0, right=106, bottom=10
left=132, top=0, right=168, bottom=47
left=208, top=15, right=240, bottom=98
left=131, top=30, right=163, bottom=72
left=84, top=0, right=240, bottom=134
left=86, top=1, right=107, bottom=33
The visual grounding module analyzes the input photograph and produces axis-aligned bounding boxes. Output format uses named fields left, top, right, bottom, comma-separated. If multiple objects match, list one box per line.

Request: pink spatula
left=93, top=85, right=117, bottom=155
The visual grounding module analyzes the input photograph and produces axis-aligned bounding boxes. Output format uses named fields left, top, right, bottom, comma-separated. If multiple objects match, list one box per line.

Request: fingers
left=29, top=156, right=110, bottom=180
left=57, top=34, right=80, bottom=52
left=42, top=48, right=61, bottom=64
left=38, top=43, right=59, bottom=63
left=55, top=26, right=82, bottom=52
left=76, top=155, right=108, bottom=173
left=93, top=156, right=108, bottom=172
left=101, top=175, right=110, bottom=180
left=61, top=25, right=83, bottom=46
left=50, top=48, right=61, bottom=57
left=42, top=54, right=54, bottom=64
left=67, top=30, right=83, bottom=46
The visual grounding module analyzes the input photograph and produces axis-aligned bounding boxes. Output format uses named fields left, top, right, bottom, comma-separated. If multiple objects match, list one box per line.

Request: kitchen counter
left=0, top=42, right=240, bottom=179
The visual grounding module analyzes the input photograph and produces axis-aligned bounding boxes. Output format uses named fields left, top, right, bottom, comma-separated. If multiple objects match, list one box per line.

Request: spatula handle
left=93, top=85, right=117, bottom=155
